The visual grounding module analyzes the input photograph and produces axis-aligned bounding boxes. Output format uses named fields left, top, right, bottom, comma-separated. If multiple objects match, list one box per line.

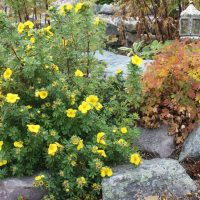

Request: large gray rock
left=0, top=176, right=46, bottom=200
left=102, top=159, right=196, bottom=200
left=137, top=126, right=175, bottom=158
left=179, top=126, right=200, bottom=162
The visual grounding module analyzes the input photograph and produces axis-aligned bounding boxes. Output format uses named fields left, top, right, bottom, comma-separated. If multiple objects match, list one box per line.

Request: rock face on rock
left=99, top=4, right=115, bottom=15
left=0, top=176, right=46, bottom=200
left=102, top=159, right=196, bottom=200
left=95, top=50, right=152, bottom=76
left=137, top=126, right=175, bottom=158
left=179, top=126, right=200, bottom=162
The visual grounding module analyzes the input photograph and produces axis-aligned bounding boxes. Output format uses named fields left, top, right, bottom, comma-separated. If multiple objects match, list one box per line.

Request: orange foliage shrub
left=141, top=40, right=200, bottom=145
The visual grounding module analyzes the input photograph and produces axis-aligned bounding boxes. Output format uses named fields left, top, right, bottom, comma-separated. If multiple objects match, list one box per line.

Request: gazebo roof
left=181, top=1, right=200, bottom=17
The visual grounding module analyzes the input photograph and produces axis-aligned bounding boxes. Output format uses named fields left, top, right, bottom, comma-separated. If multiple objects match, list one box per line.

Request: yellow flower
left=26, top=105, right=32, bottom=109
left=24, top=21, right=34, bottom=29
left=0, top=141, right=3, bottom=151
left=48, top=143, right=58, bottom=156
left=100, top=167, right=113, bottom=177
left=91, top=146, right=98, bottom=153
left=76, top=176, right=86, bottom=188
left=77, top=139, right=84, bottom=151
left=94, top=17, right=100, bottom=25
left=97, top=150, right=107, bottom=158
left=0, top=160, right=7, bottom=167
left=75, top=3, right=83, bottom=13
left=14, top=141, right=23, bottom=148
left=6, top=93, right=20, bottom=104
left=131, top=55, right=143, bottom=66
left=86, top=95, right=99, bottom=106
left=71, top=94, right=76, bottom=105
left=18, top=23, right=24, bottom=34
left=130, top=153, right=142, bottom=166
left=78, top=101, right=91, bottom=114
left=35, top=175, right=45, bottom=181
left=95, top=102, right=103, bottom=111
left=92, top=183, right=101, bottom=190
left=59, top=4, right=73, bottom=15
left=97, top=132, right=106, bottom=145
left=112, top=128, right=117, bottom=133
left=66, top=109, right=77, bottom=118
left=71, top=136, right=80, bottom=145
left=75, top=69, right=84, bottom=77
left=116, top=69, right=123, bottom=74
left=3, top=68, right=13, bottom=79
left=66, top=4, right=73, bottom=11
left=27, top=124, right=40, bottom=134
left=121, top=127, right=127, bottom=134
left=30, top=37, right=35, bottom=44
left=117, top=139, right=128, bottom=147
left=37, top=90, right=48, bottom=99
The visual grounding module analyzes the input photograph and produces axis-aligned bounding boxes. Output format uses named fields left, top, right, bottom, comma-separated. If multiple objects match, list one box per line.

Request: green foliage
left=141, top=40, right=200, bottom=145
left=96, top=0, right=114, bottom=5
left=119, top=40, right=172, bottom=59
left=0, top=3, right=141, bottom=199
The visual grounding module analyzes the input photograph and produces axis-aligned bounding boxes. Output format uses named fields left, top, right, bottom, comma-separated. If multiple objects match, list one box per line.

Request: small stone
left=99, top=4, right=115, bottom=15
left=102, top=159, right=196, bottom=200
left=179, top=126, right=200, bottom=162
left=136, top=126, right=175, bottom=158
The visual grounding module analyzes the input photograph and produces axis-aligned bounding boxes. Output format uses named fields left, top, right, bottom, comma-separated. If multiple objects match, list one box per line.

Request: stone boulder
left=0, top=176, right=46, bottom=200
left=136, top=126, right=175, bottom=158
left=179, top=126, right=200, bottom=162
left=102, top=159, right=196, bottom=200
left=95, top=50, right=152, bottom=76
left=99, top=4, right=115, bottom=15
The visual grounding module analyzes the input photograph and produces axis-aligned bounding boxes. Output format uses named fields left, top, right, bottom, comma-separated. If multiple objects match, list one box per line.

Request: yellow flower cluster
left=35, top=174, right=45, bottom=181
left=130, top=153, right=142, bottom=166
left=39, top=26, right=54, bottom=38
left=59, top=3, right=84, bottom=15
left=93, top=17, right=100, bottom=26
left=76, top=176, right=86, bottom=188
left=100, top=167, right=112, bottom=177
left=35, top=90, right=48, bottom=99
left=116, top=139, right=128, bottom=147
left=71, top=136, right=84, bottom=151
left=17, top=21, right=34, bottom=34
left=59, top=3, right=73, bottom=15
left=34, top=174, right=45, bottom=187
left=75, top=3, right=84, bottom=13
left=188, top=69, right=200, bottom=82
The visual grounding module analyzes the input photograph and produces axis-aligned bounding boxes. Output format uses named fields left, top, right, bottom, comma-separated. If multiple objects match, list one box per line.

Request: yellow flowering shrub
left=0, top=4, right=141, bottom=199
